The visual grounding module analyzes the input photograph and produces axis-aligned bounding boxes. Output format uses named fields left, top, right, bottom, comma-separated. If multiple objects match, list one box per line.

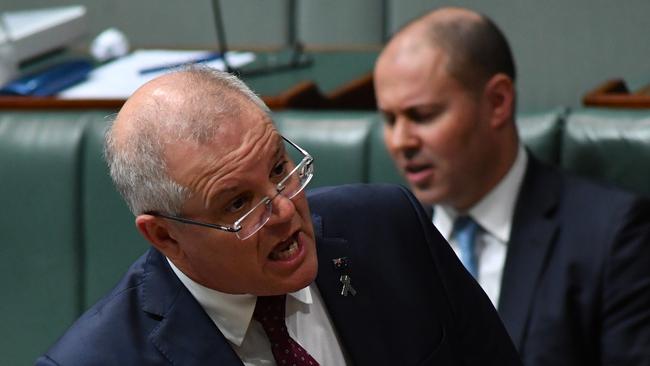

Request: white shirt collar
left=166, top=258, right=313, bottom=347
left=434, top=145, right=528, bottom=243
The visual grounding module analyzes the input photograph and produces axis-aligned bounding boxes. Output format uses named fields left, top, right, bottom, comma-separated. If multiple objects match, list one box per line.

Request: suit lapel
left=498, top=158, right=560, bottom=350
left=312, top=214, right=388, bottom=365
left=141, top=250, right=243, bottom=366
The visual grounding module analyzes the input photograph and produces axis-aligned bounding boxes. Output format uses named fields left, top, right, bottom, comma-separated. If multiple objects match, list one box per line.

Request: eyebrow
left=205, top=136, right=285, bottom=207
left=272, top=138, right=285, bottom=161
left=204, top=184, right=239, bottom=210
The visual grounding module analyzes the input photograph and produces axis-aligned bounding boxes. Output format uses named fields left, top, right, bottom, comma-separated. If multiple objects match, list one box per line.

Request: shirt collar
left=434, top=145, right=528, bottom=243
left=167, top=258, right=313, bottom=346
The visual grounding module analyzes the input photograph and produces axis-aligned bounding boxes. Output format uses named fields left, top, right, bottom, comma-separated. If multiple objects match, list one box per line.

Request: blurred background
left=3, top=0, right=650, bottom=111
left=3, top=2, right=650, bottom=364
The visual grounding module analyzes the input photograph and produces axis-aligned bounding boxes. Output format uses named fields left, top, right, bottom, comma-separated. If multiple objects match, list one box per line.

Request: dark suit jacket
left=36, top=184, right=521, bottom=366
left=498, top=158, right=650, bottom=366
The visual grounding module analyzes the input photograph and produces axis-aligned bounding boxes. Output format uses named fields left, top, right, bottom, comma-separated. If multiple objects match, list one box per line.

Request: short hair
left=420, top=11, right=516, bottom=92
left=104, top=66, right=270, bottom=216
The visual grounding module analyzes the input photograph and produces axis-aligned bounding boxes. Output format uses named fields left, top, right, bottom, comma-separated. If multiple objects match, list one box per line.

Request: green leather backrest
left=274, top=111, right=376, bottom=187
left=82, top=117, right=150, bottom=308
left=0, top=112, right=86, bottom=365
left=562, top=108, right=650, bottom=198
left=518, top=108, right=566, bottom=165
left=368, top=112, right=406, bottom=185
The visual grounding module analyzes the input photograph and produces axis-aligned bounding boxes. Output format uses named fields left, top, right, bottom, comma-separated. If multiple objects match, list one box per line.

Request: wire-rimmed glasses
left=147, top=136, right=313, bottom=240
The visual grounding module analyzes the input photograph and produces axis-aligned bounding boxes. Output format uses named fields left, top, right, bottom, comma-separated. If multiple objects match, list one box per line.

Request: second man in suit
left=374, top=6, right=650, bottom=366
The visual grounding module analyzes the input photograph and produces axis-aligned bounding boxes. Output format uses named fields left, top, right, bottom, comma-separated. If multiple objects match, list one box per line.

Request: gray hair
left=104, top=66, right=270, bottom=216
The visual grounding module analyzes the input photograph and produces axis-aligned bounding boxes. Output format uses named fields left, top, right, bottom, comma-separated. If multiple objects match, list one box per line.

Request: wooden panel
left=583, top=79, right=650, bottom=109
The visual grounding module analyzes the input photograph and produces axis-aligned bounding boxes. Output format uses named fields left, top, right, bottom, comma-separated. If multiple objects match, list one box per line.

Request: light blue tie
left=453, top=216, right=480, bottom=278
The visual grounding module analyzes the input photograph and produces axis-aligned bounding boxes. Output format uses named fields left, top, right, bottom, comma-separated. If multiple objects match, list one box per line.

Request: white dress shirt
left=433, top=145, right=528, bottom=307
left=167, top=259, right=348, bottom=366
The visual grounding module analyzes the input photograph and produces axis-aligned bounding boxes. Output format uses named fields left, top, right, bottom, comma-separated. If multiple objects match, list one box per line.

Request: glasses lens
left=236, top=200, right=272, bottom=240
left=283, top=157, right=313, bottom=199
left=235, top=138, right=314, bottom=240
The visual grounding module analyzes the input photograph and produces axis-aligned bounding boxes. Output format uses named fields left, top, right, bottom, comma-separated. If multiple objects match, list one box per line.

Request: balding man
left=374, top=7, right=650, bottom=366
left=36, top=67, right=521, bottom=365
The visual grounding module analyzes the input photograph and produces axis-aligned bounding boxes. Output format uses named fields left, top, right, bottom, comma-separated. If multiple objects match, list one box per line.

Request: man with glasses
left=37, top=67, right=521, bottom=365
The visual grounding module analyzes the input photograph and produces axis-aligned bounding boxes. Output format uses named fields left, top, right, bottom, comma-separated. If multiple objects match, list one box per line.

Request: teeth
left=270, top=240, right=298, bottom=260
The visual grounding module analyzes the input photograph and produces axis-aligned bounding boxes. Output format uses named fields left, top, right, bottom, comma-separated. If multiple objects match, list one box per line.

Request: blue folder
left=0, top=59, right=93, bottom=97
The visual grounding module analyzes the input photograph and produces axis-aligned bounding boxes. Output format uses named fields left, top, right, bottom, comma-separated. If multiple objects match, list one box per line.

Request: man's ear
left=135, top=214, right=184, bottom=260
left=483, top=73, right=515, bottom=129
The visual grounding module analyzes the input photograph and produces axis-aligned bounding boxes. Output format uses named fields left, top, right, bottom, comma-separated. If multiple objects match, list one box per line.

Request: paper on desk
left=58, top=49, right=255, bottom=99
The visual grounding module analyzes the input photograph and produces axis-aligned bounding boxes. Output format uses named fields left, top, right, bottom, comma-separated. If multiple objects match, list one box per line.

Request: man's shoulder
left=307, top=183, right=419, bottom=209
left=307, top=183, right=429, bottom=225
left=306, top=184, right=440, bottom=250
left=525, top=159, right=645, bottom=210
left=517, top=160, right=650, bottom=242
left=39, top=249, right=170, bottom=365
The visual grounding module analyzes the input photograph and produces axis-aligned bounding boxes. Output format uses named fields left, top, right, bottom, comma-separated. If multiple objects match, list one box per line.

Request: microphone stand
left=211, top=0, right=312, bottom=77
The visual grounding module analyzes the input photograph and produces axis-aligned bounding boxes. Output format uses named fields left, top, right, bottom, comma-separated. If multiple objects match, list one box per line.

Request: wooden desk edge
left=0, top=95, right=296, bottom=111
left=0, top=97, right=126, bottom=110
left=0, top=73, right=375, bottom=111
left=583, top=78, right=650, bottom=109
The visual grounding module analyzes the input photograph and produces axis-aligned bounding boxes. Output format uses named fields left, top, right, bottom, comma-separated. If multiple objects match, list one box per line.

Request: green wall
left=5, top=0, right=650, bottom=111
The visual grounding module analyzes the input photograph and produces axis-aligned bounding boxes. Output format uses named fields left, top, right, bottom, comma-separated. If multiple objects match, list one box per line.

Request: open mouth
left=405, top=163, right=431, bottom=174
left=269, top=232, right=301, bottom=261
left=404, top=163, right=434, bottom=185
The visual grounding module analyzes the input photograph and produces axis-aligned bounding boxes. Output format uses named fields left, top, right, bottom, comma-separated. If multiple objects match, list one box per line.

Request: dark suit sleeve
left=601, top=198, right=650, bottom=365
left=401, top=187, right=523, bottom=365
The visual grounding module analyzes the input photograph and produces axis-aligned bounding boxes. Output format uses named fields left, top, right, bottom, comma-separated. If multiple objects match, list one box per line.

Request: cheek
left=421, top=112, right=476, bottom=157
left=294, top=196, right=312, bottom=224
left=183, top=241, right=218, bottom=270
left=416, top=123, right=456, bottom=159
left=382, top=127, right=396, bottom=154
left=183, top=231, right=242, bottom=268
left=291, top=194, right=315, bottom=243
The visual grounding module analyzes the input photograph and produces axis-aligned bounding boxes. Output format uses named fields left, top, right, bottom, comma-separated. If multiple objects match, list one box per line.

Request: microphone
left=209, top=0, right=312, bottom=77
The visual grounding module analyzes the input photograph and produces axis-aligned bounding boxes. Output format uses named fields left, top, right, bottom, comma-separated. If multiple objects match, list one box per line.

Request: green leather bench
left=275, top=108, right=565, bottom=187
left=562, top=109, right=650, bottom=197
left=1, top=107, right=648, bottom=364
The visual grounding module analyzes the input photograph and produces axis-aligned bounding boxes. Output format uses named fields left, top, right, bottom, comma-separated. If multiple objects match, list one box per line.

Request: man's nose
left=388, top=118, right=419, bottom=152
left=266, top=193, right=297, bottom=226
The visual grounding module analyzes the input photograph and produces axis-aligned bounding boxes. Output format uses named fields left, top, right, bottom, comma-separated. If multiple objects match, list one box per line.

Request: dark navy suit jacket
left=36, top=184, right=521, bottom=365
left=497, top=158, right=650, bottom=366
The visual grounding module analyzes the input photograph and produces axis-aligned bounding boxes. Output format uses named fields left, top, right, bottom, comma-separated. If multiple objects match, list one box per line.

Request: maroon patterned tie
left=253, top=295, right=320, bottom=366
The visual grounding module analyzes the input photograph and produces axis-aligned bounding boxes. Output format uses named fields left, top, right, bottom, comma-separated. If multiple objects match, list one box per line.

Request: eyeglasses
left=148, top=136, right=314, bottom=240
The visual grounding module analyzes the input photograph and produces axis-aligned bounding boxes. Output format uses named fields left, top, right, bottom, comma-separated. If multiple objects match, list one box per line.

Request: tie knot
left=253, top=294, right=321, bottom=365
left=253, top=295, right=286, bottom=325
left=453, top=216, right=479, bottom=237
left=452, top=216, right=480, bottom=278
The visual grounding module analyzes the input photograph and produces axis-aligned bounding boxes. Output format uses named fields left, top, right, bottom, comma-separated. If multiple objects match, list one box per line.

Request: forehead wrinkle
left=190, top=121, right=279, bottom=209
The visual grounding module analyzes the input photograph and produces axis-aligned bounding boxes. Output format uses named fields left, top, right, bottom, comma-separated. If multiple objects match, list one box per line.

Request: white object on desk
left=58, top=49, right=255, bottom=99
left=0, top=15, right=18, bottom=87
left=3, top=5, right=87, bottom=62
left=90, top=28, right=130, bottom=62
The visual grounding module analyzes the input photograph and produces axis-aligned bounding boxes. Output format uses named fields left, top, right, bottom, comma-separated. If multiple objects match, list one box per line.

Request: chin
left=290, top=257, right=319, bottom=292
left=410, top=180, right=453, bottom=205
left=275, top=257, right=319, bottom=296
left=256, top=261, right=319, bottom=297
left=412, top=188, right=440, bottom=206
